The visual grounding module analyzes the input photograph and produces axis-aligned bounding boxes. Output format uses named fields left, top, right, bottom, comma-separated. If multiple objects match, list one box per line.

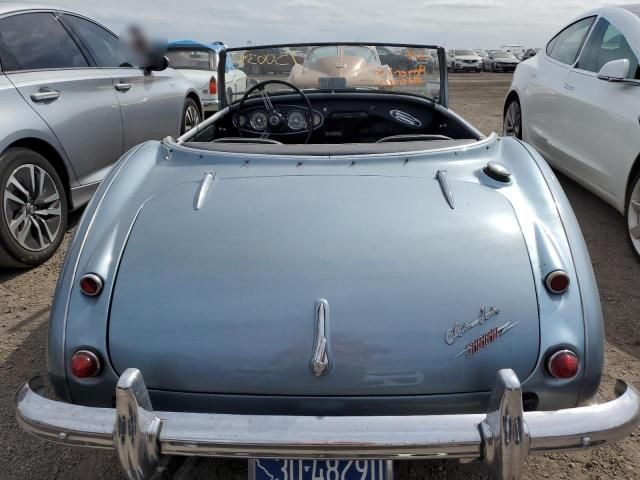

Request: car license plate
left=251, top=459, right=391, bottom=480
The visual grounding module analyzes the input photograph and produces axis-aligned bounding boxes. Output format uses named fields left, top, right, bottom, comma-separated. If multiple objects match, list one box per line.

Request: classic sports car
left=504, top=5, right=640, bottom=259
left=15, top=43, right=640, bottom=480
left=288, top=45, right=394, bottom=89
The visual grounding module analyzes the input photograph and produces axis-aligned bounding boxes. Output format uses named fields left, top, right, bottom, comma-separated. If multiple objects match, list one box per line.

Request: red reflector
left=547, top=350, right=579, bottom=379
left=209, top=77, right=217, bottom=94
left=545, top=270, right=570, bottom=294
left=70, top=350, right=101, bottom=378
left=79, top=273, right=103, bottom=296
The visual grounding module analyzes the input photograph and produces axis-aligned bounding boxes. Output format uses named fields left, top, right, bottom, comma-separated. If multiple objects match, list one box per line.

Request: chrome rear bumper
left=15, top=369, right=639, bottom=480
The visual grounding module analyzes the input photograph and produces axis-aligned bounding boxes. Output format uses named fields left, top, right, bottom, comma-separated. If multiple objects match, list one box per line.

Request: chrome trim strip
left=436, top=169, right=455, bottom=209
left=194, top=171, right=215, bottom=211
left=177, top=107, right=230, bottom=144
left=15, top=370, right=640, bottom=480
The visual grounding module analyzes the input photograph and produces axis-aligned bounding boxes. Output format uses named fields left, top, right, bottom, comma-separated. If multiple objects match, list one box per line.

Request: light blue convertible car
left=15, top=43, right=640, bottom=480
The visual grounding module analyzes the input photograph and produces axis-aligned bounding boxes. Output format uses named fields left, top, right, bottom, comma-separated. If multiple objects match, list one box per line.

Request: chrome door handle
left=563, top=83, right=575, bottom=91
left=114, top=82, right=132, bottom=92
left=30, top=89, right=60, bottom=102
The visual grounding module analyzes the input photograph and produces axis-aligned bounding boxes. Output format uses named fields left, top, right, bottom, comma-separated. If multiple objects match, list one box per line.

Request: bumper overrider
left=15, top=369, right=640, bottom=480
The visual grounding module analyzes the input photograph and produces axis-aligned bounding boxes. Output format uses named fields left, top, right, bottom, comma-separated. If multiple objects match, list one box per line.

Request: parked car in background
left=474, top=48, right=488, bottom=60
left=504, top=5, right=640, bottom=258
left=240, top=47, right=301, bottom=75
left=0, top=4, right=201, bottom=267
left=167, top=40, right=247, bottom=112
left=376, top=45, right=417, bottom=70
left=523, top=48, right=540, bottom=60
left=485, top=51, right=520, bottom=72
left=502, top=44, right=526, bottom=60
left=15, top=41, right=640, bottom=480
left=483, top=49, right=499, bottom=70
left=401, top=47, right=436, bottom=73
left=289, top=45, right=394, bottom=89
left=447, top=49, right=483, bottom=72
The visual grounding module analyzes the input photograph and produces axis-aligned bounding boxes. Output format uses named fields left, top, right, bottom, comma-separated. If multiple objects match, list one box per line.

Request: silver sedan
left=0, top=4, right=202, bottom=267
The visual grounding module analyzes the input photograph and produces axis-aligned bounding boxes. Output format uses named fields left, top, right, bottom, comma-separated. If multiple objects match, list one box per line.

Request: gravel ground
left=1, top=72, right=639, bottom=479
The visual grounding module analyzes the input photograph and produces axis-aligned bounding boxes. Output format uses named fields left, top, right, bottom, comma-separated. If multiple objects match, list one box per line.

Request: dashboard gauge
left=250, top=111, right=268, bottom=131
left=313, top=111, right=323, bottom=127
left=287, top=111, right=307, bottom=130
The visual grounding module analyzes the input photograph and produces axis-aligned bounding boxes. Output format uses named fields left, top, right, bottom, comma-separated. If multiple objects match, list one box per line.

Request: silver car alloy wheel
left=627, top=178, right=640, bottom=257
left=503, top=101, right=521, bottom=138
left=184, top=105, right=200, bottom=132
left=3, top=164, right=62, bottom=252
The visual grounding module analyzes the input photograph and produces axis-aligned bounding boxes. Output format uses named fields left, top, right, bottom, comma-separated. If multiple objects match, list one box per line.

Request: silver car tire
left=0, top=147, right=68, bottom=267
left=503, top=99, right=522, bottom=139
left=625, top=170, right=640, bottom=260
left=181, top=98, right=201, bottom=134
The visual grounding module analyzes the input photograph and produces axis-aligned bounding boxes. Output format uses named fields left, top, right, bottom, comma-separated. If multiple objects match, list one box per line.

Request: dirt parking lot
left=1, top=72, right=639, bottom=480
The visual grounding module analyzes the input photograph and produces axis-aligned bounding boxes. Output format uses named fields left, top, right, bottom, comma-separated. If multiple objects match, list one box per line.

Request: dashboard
left=233, top=105, right=324, bottom=135
left=212, top=92, right=468, bottom=144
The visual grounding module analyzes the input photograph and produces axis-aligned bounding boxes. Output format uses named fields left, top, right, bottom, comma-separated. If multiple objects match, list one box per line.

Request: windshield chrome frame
left=218, top=42, right=448, bottom=109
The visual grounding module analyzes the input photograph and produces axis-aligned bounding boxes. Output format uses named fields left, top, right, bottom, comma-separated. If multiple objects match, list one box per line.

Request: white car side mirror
left=597, top=59, right=630, bottom=82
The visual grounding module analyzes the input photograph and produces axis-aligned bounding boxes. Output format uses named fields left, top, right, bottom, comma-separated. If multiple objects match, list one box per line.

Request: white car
left=504, top=5, right=640, bottom=257
left=166, top=41, right=247, bottom=114
left=502, top=44, right=526, bottom=60
left=447, top=49, right=483, bottom=72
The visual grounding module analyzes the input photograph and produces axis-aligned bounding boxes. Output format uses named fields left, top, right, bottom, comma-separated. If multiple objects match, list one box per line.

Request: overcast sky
left=22, top=0, right=631, bottom=48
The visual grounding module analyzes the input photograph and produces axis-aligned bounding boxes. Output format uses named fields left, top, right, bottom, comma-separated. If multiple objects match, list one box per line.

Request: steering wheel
left=237, top=80, right=314, bottom=144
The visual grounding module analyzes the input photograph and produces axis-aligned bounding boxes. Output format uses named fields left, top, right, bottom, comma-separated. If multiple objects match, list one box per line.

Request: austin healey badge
left=445, top=306, right=501, bottom=345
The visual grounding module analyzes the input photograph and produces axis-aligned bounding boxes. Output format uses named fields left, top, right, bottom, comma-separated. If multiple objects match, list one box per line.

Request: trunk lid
left=108, top=174, right=539, bottom=396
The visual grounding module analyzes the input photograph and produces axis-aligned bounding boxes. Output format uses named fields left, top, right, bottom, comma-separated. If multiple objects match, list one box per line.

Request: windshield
left=166, top=48, right=216, bottom=70
left=494, top=52, right=514, bottom=59
left=454, top=49, right=476, bottom=56
left=223, top=43, right=442, bottom=104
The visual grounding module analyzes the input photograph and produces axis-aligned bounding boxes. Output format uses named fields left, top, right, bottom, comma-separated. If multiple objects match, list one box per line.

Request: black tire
left=503, top=97, right=522, bottom=139
left=180, top=98, right=201, bottom=134
left=491, top=63, right=495, bottom=72
left=624, top=168, right=640, bottom=260
left=0, top=147, right=68, bottom=267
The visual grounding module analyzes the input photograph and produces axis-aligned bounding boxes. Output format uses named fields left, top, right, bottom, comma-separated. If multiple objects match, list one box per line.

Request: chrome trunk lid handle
left=310, top=299, right=330, bottom=377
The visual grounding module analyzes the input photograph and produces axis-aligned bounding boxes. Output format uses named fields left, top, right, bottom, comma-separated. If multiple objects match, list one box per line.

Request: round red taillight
left=79, top=273, right=103, bottom=296
left=547, top=350, right=579, bottom=379
left=545, top=270, right=570, bottom=294
left=70, top=350, right=101, bottom=378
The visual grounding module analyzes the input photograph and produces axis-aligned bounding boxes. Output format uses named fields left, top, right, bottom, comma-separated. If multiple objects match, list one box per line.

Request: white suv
left=447, top=49, right=483, bottom=72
